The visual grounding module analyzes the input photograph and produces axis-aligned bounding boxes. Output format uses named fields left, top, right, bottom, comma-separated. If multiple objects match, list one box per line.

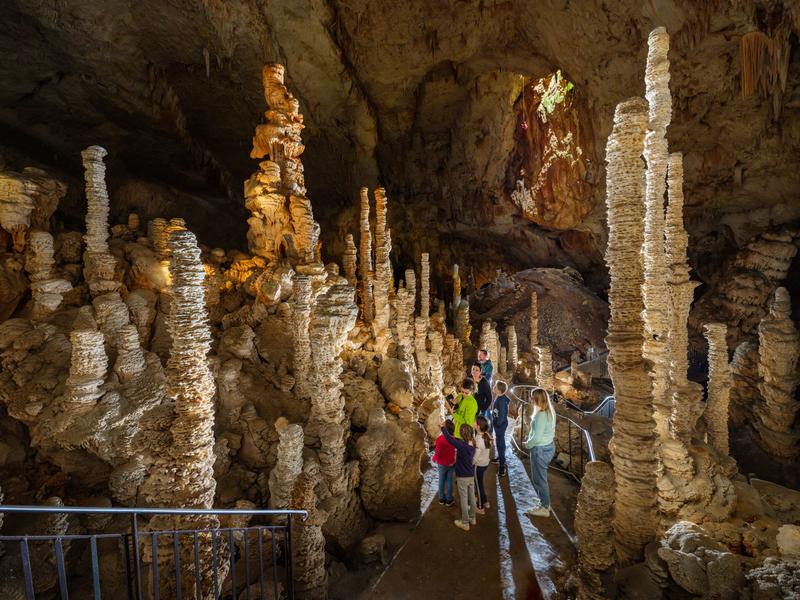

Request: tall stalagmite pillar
left=81, top=146, right=119, bottom=296
left=507, top=325, right=518, bottom=375
left=530, top=291, right=539, bottom=372
left=292, top=275, right=313, bottom=400
left=372, top=188, right=392, bottom=346
left=754, top=287, right=800, bottom=458
left=358, top=187, right=374, bottom=322
left=603, top=96, right=658, bottom=565
left=575, top=461, right=616, bottom=600
left=343, top=233, right=357, bottom=288
left=641, top=27, right=673, bottom=442
left=452, top=264, right=461, bottom=320
left=704, top=323, right=732, bottom=457
left=534, top=346, right=554, bottom=393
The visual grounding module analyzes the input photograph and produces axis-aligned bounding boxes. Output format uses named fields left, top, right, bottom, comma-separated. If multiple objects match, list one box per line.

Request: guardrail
left=509, top=385, right=597, bottom=481
left=563, top=394, right=616, bottom=419
left=0, top=504, right=308, bottom=600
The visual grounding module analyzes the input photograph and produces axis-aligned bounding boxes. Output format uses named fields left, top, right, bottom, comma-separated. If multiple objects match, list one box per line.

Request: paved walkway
left=361, top=437, right=577, bottom=600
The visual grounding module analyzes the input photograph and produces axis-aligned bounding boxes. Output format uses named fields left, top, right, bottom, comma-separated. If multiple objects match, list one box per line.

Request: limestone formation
left=428, top=329, right=445, bottom=393
left=343, top=233, right=357, bottom=288
left=25, top=230, right=71, bottom=319
left=81, top=146, right=119, bottom=296
left=292, top=274, right=313, bottom=400
left=455, top=297, right=471, bottom=346
left=414, top=316, right=431, bottom=384
left=535, top=346, right=554, bottom=393
left=291, top=472, right=327, bottom=600
left=65, top=319, right=108, bottom=410
left=480, top=320, right=500, bottom=369
left=754, top=287, right=800, bottom=458
left=575, top=461, right=616, bottom=600
left=358, top=187, right=373, bottom=322
left=0, top=167, right=66, bottom=252
left=372, top=188, right=392, bottom=346
left=451, top=263, right=462, bottom=320
left=393, top=271, right=416, bottom=364
left=246, top=64, right=320, bottom=264
left=114, top=323, right=146, bottom=382
left=499, top=344, right=507, bottom=376
left=506, top=325, right=518, bottom=374
left=603, top=96, right=658, bottom=564
left=704, top=323, right=732, bottom=457
left=729, top=340, right=760, bottom=426
left=268, top=419, right=304, bottom=510
left=420, top=252, right=430, bottom=323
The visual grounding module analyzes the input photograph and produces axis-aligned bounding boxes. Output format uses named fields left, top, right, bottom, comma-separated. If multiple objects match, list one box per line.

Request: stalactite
left=26, top=230, right=71, bottom=319
left=81, top=145, right=119, bottom=297
left=704, top=323, right=731, bottom=457
left=268, top=419, right=304, bottom=510
left=292, top=274, right=313, bottom=400
left=754, top=287, right=800, bottom=458
left=343, top=233, right=357, bottom=289
left=603, top=96, right=658, bottom=565
left=507, top=325, right=518, bottom=374
left=534, top=345, right=554, bottom=393
left=358, top=187, right=374, bottom=322
left=575, top=461, right=616, bottom=600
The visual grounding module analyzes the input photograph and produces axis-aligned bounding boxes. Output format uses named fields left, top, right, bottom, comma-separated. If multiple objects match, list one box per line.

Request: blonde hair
left=531, top=387, right=554, bottom=420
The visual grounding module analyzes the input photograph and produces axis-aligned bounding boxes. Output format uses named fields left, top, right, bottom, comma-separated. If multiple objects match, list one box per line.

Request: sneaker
left=490, top=458, right=500, bottom=465
left=469, top=517, right=477, bottom=525
left=483, top=501, right=491, bottom=509
left=438, top=499, right=445, bottom=505
left=454, top=520, right=470, bottom=531
left=475, top=507, right=486, bottom=515
left=526, top=506, right=551, bottom=518
left=446, top=500, right=455, bottom=507
left=498, top=467, right=507, bottom=477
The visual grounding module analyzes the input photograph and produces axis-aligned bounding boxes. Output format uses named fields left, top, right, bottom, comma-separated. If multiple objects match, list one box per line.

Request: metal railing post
left=131, top=512, right=142, bottom=600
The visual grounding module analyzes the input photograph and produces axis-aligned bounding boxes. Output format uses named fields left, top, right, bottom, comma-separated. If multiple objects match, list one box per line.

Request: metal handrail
left=508, top=385, right=598, bottom=480
left=564, top=394, right=615, bottom=417
left=0, top=504, right=308, bottom=600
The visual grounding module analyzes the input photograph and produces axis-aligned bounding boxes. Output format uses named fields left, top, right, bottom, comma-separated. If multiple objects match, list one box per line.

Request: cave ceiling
left=1, top=0, right=799, bottom=290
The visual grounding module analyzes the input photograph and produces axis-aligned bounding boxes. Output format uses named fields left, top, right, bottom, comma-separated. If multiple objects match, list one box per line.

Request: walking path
left=361, top=438, right=577, bottom=599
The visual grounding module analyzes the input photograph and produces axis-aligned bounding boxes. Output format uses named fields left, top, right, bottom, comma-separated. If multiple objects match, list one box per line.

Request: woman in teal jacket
left=524, top=387, right=556, bottom=517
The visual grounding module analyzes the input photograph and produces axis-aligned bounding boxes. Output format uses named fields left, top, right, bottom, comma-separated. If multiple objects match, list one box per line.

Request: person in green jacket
left=524, top=387, right=557, bottom=518
left=448, top=378, right=478, bottom=439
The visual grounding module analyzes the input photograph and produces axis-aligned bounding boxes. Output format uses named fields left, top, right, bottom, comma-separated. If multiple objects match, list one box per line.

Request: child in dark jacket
left=433, top=421, right=457, bottom=505
left=441, top=423, right=477, bottom=531
left=491, top=380, right=511, bottom=477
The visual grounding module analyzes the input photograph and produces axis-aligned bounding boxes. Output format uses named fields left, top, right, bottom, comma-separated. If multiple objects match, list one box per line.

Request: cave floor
left=359, top=443, right=578, bottom=599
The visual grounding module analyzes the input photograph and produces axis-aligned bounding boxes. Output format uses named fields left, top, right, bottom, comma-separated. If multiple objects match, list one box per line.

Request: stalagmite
left=530, top=291, right=538, bottom=350
left=292, top=472, right=327, bottom=600
left=428, top=329, right=444, bottom=393
left=343, top=233, right=357, bottom=288
left=81, top=146, right=119, bottom=296
left=26, top=230, right=71, bottom=319
left=729, top=340, right=760, bottom=426
left=455, top=298, right=471, bottom=346
left=114, top=323, right=146, bottom=382
left=603, top=96, right=658, bottom=564
left=452, top=264, right=461, bottom=318
left=507, top=325, right=518, bottom=374
left=535, top=345, right=554, bottom=393
left=420, top=252, right=430, bottom=323
left=66, top=319, right=108, bottom=410
left=754, top=287, right=800, bottom=458
left=641, top=28, right=673, bottom=442
left=246, top=64, right=320, bottom=264
left=704, top=323, right=732, bottom=457
left=394, top=272, right=416, bottom=365
left=292, top=275, right=313, bottom=400
left=575, top=461, right=616, bottom=600
left=372, top=188, right=392, bottom=346
left=414, top=316, right=430, bottom=383
left=268, top=419, right=304, bottom=510
left=665, top=151, right=703, bottom=443
left=127, top=212, right=140, bottom=232
left=499, top=345, right=507, bottom=376
left=358, top=186, right=373, bottom=322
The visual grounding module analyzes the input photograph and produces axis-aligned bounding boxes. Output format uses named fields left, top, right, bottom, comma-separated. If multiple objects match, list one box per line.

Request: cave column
left=358, top=187, right=374, bottom=322
left=704, top=323, right=732, bottom=457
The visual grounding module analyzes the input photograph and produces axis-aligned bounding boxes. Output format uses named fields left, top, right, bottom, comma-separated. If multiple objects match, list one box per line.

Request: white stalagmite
left=428, top=330, right=445, bottom=393
left=641, top=27, right=673, bottom=442
left=66, top=323, right=108, bottom=410
left=754, top=287, right=800, bottom=458
left=414, top=316, right=430, bottom=383
left=358, top=187, right=374, bottom=322
left=455, top=298, right=471, bottom=345
left=534, top=346, right=554, bottom=393
left=420, top=252, right=431, bottom=323
left=268, top=420, right=304, bottom=510
left=343, top=233, right=357, bottom=288
left=26, top=230, right=71, bottom=319
left=394, top=272, right=416, bottom=365
left=704, top=323, right=732, bottom=457
left=575, top=461, right=616, bottom=600
left=452, top=263, right=461, bottom=318
left=603, top=96, right=658, bottom=565
left=507, top=325, right=518, bottom=374
left=81, top=145, right=119, bottom=296
left=530, top=291, right=539, bottom=372
left=292, top=275, right=313, bottom=400
left=499, top=345, right=508, bottom=376
left=114, top=323, right=146, bottom=382
left=373, top=188, right=392, bottom=344
left=127, top=212, right=140, bottom=232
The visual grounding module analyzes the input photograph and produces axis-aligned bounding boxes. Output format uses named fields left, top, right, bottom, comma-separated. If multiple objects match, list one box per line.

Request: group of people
left=433, top=349, right=557, bottom=531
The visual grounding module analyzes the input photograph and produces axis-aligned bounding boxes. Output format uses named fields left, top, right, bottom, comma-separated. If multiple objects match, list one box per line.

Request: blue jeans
left=494, top=423, right=508, bottom=465
left=437, top=465, right=454, bottom=502
left=529, top=442, right=555, bottom=508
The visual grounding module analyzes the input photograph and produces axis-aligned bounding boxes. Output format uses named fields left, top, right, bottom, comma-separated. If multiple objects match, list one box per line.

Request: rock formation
left=704, top=323, right=732, bottom=457
left=343, top=233, right=357, bottom=288
left=534, top=345, right=554, bottom=393
left=506, top=324, right=518, bottom=375
left=268, top=419, right=304, bottom=510
left=358, top=187, right=373, bottom=322
left=372, top=188, right=392, bottom=348
left=729, top=340, right=760, bottom=426
left=0, top=167, right=65, bottom=253
left=754, top=287, right=800, bottom=458
left=420, top=252, right=430, bottom=324
left=603, top=95, right=658, bottom=564
left=245, top=64, right=320, bottom=264
left=575, top=461, right=616, bottom=600
left=81, top=146, right=120, bottom=297
left=292, top=274, right=313, bottom=400
left=292, top=471, right=327, bottom=600
left=451, top=263, right=462, bottom=320
left=25, top=230, right=71, bottom=319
